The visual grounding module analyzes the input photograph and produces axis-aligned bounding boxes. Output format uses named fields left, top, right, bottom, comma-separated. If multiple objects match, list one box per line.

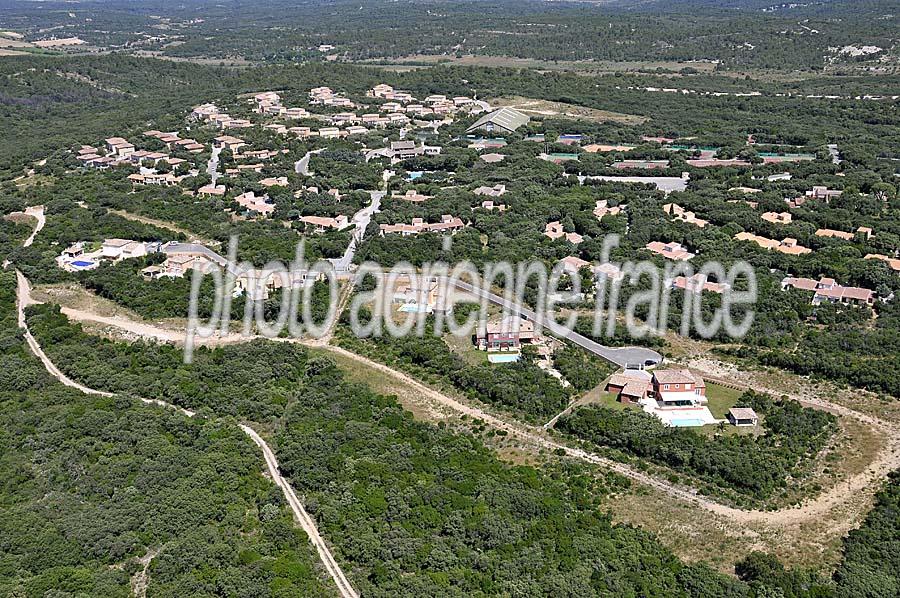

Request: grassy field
left=579, top=385, right=637, bottom=412
left=443, top=331, right=488, bottom=365
left=704, top=382, right=745, bottom=419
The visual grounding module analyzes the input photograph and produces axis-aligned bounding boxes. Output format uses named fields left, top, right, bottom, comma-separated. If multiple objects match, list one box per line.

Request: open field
left=359, top=54, right=721, bottom=75
left=0, top=37, right=33, bottom=49
left=705, top=382, right=744, bottom=419
left=443, top=331, right=488, bottom=365
left=488, top=95, right=648, bottom=125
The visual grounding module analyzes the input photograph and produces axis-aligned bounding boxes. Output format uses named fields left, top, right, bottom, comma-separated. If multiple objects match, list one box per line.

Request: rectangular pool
left=488, top=353, right=520, bottom=364
left=398, top=303, right=430, bottom=313
left=669, top=418, right=706, bottom=428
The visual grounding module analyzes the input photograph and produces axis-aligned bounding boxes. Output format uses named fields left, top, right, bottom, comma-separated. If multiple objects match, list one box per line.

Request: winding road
left=328, top=190, right=383, bottom=273
left=295, top=148, right=324, bottom=176
left=26, top=271, right=899, bottom=528
left=12, top=205, right=900, bottom=563
left=451, top=279, right=663, bottom=368
left=15, top=269, right=356, bottom=597
left=19, top=265, right=900, bottom=527
left=206, top=146, right=222, bottom=186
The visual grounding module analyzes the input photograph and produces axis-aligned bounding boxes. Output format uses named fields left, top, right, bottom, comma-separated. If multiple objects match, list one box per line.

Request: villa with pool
left=606, top=368, right=721, bottom=427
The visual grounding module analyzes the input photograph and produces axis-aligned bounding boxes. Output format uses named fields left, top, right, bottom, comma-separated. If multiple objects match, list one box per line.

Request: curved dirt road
left=15, top=271, right=355, bottom=598
left=22, top=205, right=45, bottom=248
left=11, top=207, right=898, bottom=537
left=322, top=346, right=900, bottom=527
left=27, top=272, right=900, bottom=528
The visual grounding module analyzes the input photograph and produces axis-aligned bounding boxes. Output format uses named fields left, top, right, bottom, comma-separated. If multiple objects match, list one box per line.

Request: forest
left=0, top=271, right=330, bottom=597
left=1, top=33, right=899, bottom=595
left=334, top=306, right=591, bottom=422
left=10, top=269, right=900, bottom=596
left=2, top=0, right=897, bottom=73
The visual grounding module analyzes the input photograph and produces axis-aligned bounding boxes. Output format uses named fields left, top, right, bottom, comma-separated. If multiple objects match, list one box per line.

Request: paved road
left=206, top=146, right=222, bottom=185
left=451, top=279, right=663, bottom=368
left=328, top=190, right=383, bottom=273
left=295, top=148, right=324, bottom=176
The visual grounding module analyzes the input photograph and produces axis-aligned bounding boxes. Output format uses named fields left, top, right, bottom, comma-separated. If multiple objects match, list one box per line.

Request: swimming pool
left=669, top=418, right=706, bottom=428
left=488, top=353, right=520, bottom=364
left=398, top=303, right=430, bottom=313
left=70, top=260, right=95, bottom=268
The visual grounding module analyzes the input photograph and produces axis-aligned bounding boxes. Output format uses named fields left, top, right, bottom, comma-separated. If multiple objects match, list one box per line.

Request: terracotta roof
left=728, top=407, right=758, bottom=420
left=653, top=369, right=696, bottom=385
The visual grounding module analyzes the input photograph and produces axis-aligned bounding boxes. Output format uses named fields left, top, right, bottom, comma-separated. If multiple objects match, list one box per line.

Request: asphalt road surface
left=451, top=279, right=663, bottom=368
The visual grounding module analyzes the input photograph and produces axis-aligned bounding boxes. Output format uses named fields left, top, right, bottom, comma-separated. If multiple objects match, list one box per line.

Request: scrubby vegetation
left=0, top=272, right=329, bottom=597
left=558, top=391, right=836, bottom=505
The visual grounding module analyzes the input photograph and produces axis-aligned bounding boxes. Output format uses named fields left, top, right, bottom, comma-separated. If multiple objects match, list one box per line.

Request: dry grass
left=443, top=332, right=487, bottom=365
left=32, top=283, right=146, bottom=320
left=316, top=346, right=453, bottom=424
left=0, top=37, right=33, bottom=49
left=489, top=95, right=647, bottom=125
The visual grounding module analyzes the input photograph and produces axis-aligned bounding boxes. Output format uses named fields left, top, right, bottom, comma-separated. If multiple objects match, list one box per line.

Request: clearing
left=489, top=95, right=647, bottom=125
left=359, top=54, right=719, bottom=76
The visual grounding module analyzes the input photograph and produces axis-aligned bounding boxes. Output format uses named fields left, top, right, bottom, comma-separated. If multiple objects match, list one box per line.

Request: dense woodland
left=2, top=0, right=897, bottom=72
left=13, top=271, right=897, bottom=596
left=1, top=16, right=900, bottom=595
left=0, top=272, right=330, bottom=597
left=10, top=269, right=900, bottom=595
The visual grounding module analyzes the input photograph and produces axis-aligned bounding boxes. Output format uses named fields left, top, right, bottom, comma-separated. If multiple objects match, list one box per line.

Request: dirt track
left=25, top=278, right=900, bottom=529
left=11, top=210, right=899, bottom=561
left=14, top=271, right=355, bottom=598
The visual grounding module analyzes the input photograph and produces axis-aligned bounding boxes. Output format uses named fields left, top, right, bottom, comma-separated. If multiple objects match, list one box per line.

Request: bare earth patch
left=489, top=95, right=648, bottom=125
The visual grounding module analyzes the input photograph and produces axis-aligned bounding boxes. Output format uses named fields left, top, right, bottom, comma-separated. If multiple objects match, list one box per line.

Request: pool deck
left=487, top=352, right=521, bottom=364
left=639, top=400, right=721, bottom=427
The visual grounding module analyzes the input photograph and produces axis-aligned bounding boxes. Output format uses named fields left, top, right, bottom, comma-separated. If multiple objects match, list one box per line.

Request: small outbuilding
left=727, top=407, right=759, bottom=427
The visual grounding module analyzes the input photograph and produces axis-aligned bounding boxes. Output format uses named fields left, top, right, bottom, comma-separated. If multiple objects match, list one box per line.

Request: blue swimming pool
left=669, top=418, right=705, bottom=428
left=71, top=260, right=95, bottom=268
left=488, top=353, right=520, bottom=364
left=407, top=171, right=423, bottom=181
left=398, top=303, right=429, bottom=313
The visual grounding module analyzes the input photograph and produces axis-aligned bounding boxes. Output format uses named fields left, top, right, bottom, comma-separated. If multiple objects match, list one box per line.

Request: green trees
left=833, top=471, right=900, bottom=597
left=335, top=318, right=573, bottom=422
left=0, top=272, right=329, bottom=597
left=557, top=391, right=836, bottom=504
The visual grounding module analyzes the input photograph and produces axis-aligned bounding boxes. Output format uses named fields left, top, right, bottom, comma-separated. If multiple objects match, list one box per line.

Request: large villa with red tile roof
left=606, top=368, right=719, bottom=427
